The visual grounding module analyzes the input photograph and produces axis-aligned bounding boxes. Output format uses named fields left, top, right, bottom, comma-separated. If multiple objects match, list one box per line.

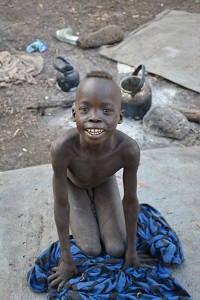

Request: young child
left=48, top=71, right=152, bottom=292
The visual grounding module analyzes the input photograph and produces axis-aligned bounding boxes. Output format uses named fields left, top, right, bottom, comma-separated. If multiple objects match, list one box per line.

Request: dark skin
left=48, top=76, right=154, bottom=292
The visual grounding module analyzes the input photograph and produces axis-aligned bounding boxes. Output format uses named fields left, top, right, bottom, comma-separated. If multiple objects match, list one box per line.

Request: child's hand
left=122, top=250, right=156, bottom=271
left=48, top=261, right=77, bottom=292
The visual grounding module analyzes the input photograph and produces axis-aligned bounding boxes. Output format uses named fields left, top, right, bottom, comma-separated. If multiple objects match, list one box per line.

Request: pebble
left=5, top=90, right=13, bottom=97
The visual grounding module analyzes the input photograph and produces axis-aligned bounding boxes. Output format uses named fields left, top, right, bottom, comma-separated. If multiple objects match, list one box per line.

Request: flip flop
left=56, top=28, right=78, bottom=45
left=26, top=39, right=47, bottom=53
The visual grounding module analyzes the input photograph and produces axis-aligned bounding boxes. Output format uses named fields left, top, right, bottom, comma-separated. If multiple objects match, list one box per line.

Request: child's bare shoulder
left=116, top=130, right=140, bottom=159
left=51, top=128, right=79, bottom=165
left=52, top=128, right=78, bottom=149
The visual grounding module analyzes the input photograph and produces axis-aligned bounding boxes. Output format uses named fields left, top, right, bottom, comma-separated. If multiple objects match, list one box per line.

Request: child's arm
left=122, top=143, right=153, bottom=270
left=48, top=144, right=77, bottom=291
left=122, top=145, right=140, bottom=264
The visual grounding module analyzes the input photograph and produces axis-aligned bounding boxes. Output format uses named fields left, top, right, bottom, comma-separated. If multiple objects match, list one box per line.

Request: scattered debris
left=13, top=128, right=20, bottom=137
left=137, top=182, right=145, bottom=187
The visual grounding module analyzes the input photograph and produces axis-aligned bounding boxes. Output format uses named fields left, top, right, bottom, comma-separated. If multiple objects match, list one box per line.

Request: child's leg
left=93, top=175, right=126, bottom=257
left=67, top=178, right=101, bottom=256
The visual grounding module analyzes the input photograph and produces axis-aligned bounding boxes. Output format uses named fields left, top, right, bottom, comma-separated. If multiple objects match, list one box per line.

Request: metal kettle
left=53, top=56, right=80, bottom=92
left=120, top=65, right=152, bottom=120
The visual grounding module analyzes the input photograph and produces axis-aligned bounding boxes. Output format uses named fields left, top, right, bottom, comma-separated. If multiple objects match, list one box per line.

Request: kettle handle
left=131, top=65, right=146, bottom=94
left=53, top=56, right=71, bottom=74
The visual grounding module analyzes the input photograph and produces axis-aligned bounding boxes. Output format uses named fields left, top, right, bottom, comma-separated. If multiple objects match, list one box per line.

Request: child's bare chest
left=67, top=155, right=122, bottom=188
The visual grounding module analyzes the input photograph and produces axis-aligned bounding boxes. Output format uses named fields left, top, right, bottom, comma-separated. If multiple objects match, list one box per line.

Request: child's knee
left=80, top=243, right=101, bottom=257
left=105, top=242, right=125, bottom=258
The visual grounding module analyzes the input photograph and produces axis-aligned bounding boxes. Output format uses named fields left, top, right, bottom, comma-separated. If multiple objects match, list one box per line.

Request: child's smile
left=85, top=128, right=105, bottom=135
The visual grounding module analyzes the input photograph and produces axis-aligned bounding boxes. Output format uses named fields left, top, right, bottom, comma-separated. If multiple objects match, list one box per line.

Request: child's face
left=73, top=77, right=123, bottom=145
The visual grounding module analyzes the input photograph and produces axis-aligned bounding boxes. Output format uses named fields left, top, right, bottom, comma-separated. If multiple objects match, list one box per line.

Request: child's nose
left=88, top=111, right=102, bottom=123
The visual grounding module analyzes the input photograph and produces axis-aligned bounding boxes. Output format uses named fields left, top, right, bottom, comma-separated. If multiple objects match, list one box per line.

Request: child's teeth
left=87, top=128, right=104, bottom=135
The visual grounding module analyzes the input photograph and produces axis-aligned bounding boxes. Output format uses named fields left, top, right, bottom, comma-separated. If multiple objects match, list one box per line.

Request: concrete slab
left=0, top=146, right=199, bottom=299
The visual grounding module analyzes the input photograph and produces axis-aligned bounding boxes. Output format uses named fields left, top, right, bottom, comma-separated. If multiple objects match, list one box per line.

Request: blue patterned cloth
left=27, top=204, right=191, bottom=299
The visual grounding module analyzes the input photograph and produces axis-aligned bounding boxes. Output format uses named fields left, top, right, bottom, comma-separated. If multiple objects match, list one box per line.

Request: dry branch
left=164, top=104, right=200, bottom=123
left=26, top=98, right=75, bottom=116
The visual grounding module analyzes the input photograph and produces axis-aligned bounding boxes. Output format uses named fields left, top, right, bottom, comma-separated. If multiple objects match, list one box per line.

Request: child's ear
left=118, top=110, right=124, bottom=124
left=72, top=105, right=76, bottom=122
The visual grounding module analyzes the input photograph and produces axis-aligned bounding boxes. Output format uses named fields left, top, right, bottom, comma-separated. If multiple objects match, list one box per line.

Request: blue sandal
left=26, top=39, right=47, bottom=53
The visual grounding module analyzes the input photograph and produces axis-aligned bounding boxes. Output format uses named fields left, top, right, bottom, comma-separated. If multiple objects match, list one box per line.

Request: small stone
left=5, top=90, right=13, bottom=97
left=143, top=105, right=191, bottom=140
left=47, top=78, right=56, bottom=87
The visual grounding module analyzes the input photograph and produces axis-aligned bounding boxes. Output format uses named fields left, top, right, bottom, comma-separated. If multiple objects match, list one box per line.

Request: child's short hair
left=85, top=70, right=113, bottom=80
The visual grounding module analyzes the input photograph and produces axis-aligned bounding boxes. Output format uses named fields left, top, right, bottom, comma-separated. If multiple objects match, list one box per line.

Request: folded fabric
left=27, top=204, right=190, bottom=299
left=0, top=51, right=44, bottom=87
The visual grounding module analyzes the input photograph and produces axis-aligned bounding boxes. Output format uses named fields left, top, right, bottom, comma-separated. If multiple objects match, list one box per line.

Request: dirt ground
left=1, top=0, right=200, bottom=172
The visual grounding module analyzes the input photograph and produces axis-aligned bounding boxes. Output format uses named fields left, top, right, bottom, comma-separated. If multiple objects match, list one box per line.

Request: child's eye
left=79, top=107, right=88, bottom=113
left=103, top=108, right=113, bottom=113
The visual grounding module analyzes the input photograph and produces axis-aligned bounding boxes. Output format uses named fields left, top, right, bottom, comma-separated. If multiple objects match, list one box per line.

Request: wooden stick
left=26, top=98, right=75, bottom=116
left=164, top=104, right=200, bottom=123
